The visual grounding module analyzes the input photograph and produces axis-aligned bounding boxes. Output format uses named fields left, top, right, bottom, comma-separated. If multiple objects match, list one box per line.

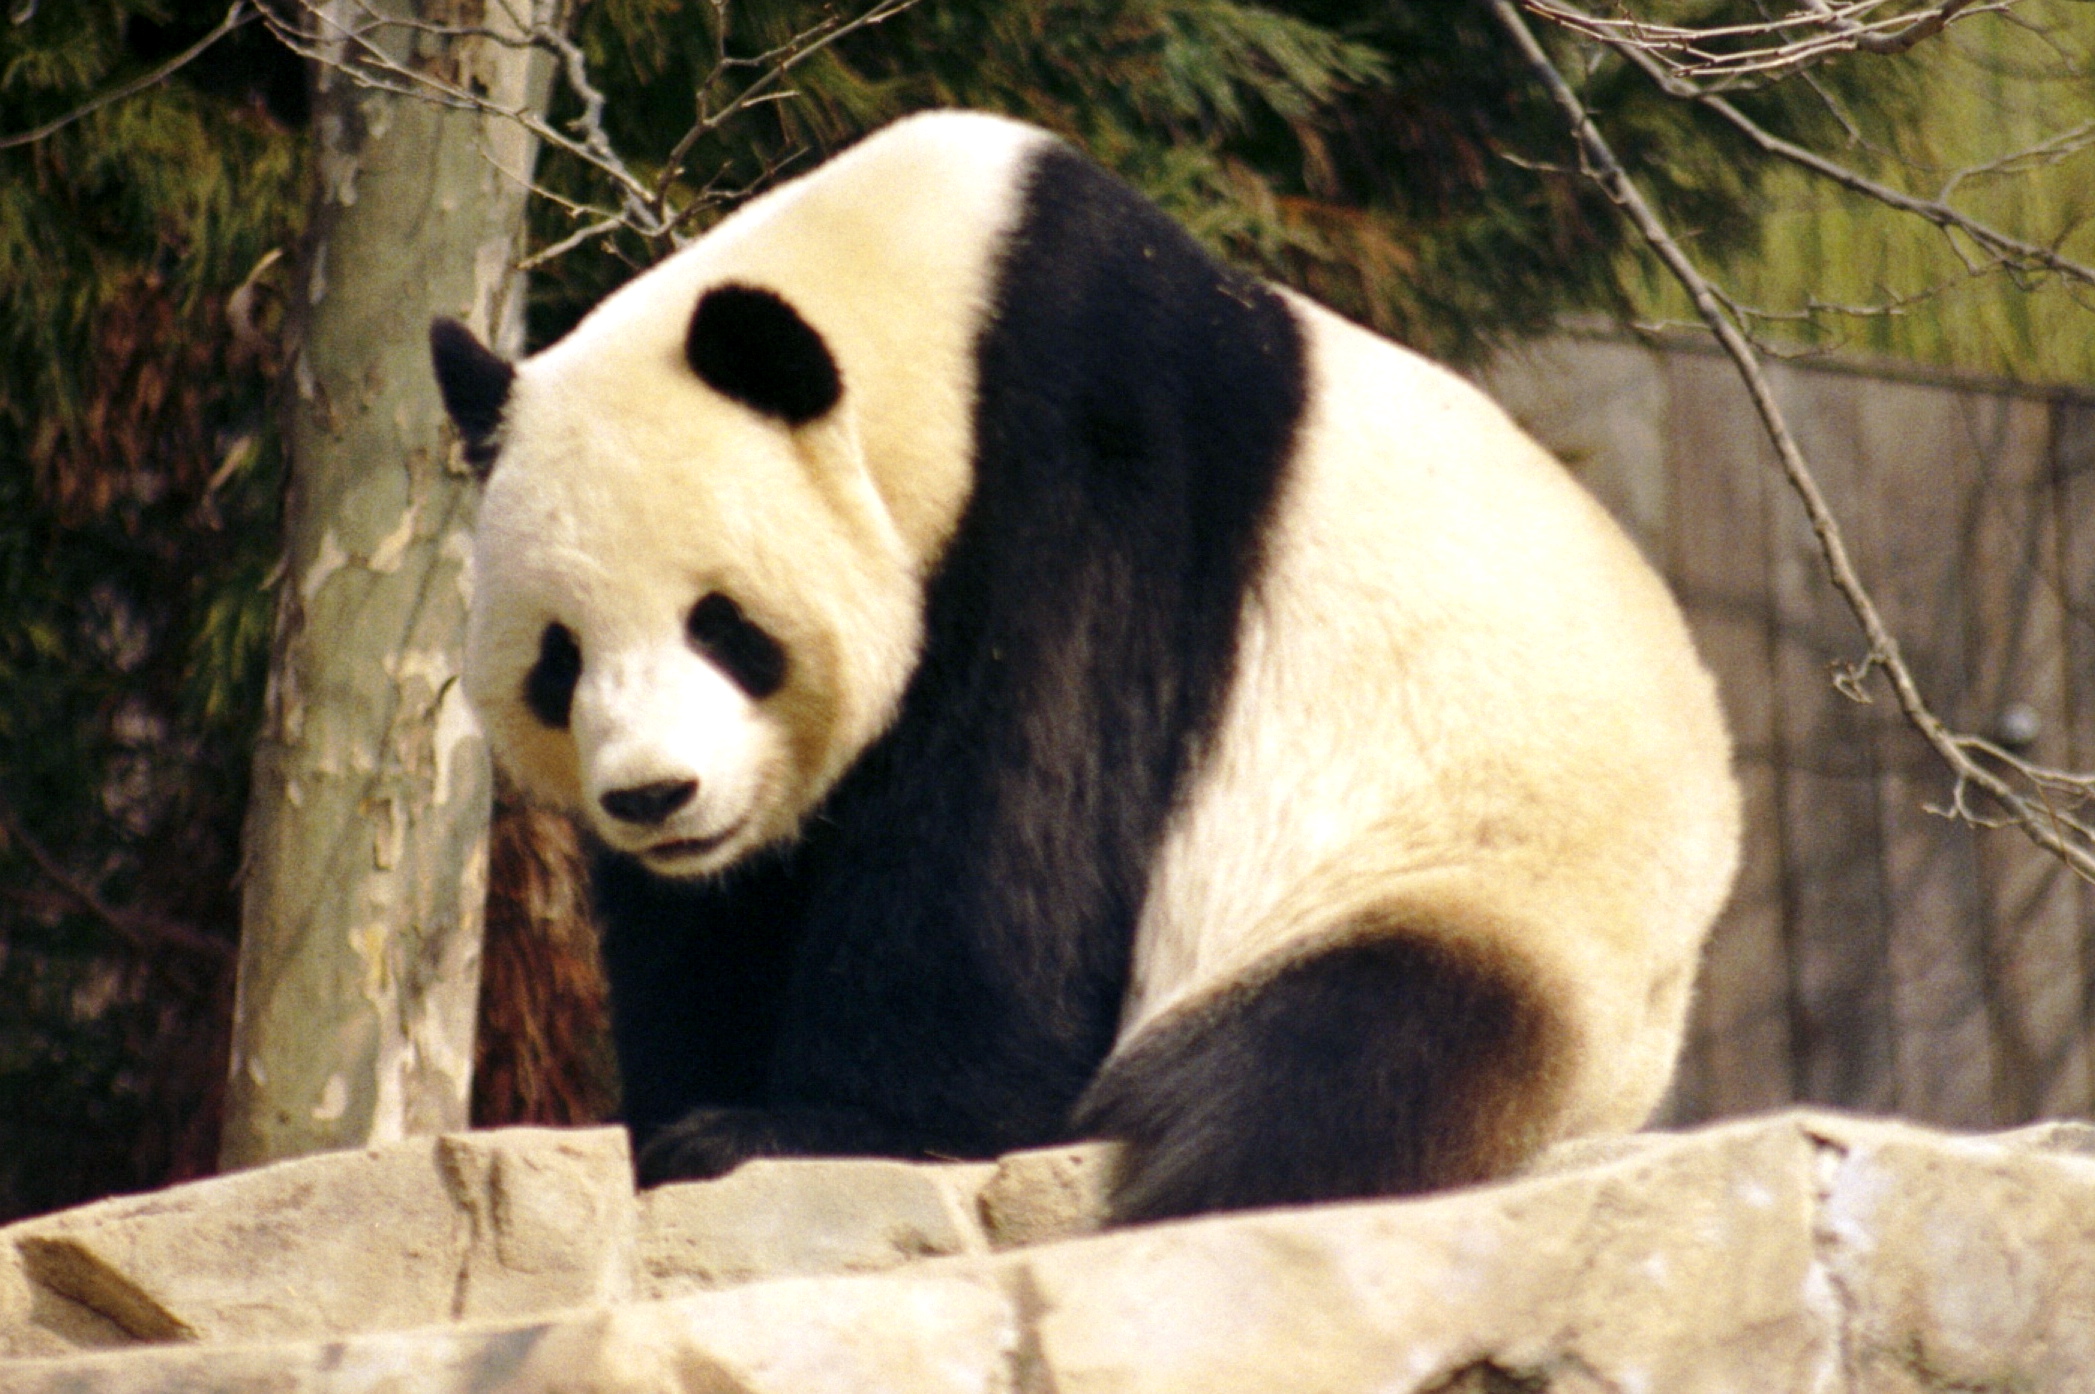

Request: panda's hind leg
left=1071, top=930, right=1565, bottom=1224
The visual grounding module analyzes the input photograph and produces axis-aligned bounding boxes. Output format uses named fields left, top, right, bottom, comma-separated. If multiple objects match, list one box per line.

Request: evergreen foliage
left=0, top=0, right=303, bottom=1217
left=524, top=0, right=1815, bottom=362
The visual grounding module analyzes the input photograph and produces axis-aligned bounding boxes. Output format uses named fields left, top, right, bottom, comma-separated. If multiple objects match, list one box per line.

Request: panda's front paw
left=633, top=1108, right=776, bottom=1186
left=634, top=1105, right=928, bottom=1187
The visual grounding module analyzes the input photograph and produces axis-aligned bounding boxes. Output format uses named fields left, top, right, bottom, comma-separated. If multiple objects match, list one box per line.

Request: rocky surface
left=1, top=1110, right=2091, bottom=1391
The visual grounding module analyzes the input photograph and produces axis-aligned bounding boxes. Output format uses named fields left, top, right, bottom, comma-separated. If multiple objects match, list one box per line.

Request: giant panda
left=430, top=110, right=1739, bottom=1224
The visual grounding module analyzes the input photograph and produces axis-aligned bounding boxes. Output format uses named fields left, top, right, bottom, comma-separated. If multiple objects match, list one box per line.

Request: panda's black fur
left=433, top=113, right=1737, bottom=1223
left=611, top=144, right=1313, bottom=1214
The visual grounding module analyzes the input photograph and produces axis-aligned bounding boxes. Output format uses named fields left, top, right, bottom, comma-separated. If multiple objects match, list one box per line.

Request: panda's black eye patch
left=525, top=623, right=582, bottom=729
left=688, top=593, right=787, bottom=699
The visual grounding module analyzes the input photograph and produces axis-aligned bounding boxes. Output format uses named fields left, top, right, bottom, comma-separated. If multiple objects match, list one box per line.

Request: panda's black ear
left=686, top=283, right=842, bottom=427
left=430, top=317, right=514, bottom=476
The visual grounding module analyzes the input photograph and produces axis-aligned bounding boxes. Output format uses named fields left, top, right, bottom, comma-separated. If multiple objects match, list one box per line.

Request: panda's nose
left=600, top=779, right=698, bottom=827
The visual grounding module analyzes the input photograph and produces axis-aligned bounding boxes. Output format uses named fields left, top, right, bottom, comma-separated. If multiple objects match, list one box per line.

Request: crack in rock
left=1803, top=1125, right=1858, bottom=1394
left=1001, top=1263, right=1059, bottom=1394
left=1419, top=1357, right=1555, bottom=1394
left=16, top=1236, right=195, bottom=1344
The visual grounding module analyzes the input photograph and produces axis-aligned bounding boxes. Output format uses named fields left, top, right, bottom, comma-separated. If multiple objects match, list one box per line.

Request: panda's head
left=432, top=282, right=922, bottom=877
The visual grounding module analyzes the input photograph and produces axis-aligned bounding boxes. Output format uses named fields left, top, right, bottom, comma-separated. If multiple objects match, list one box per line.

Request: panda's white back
left=1128, top=292, right=1739, bottom=1139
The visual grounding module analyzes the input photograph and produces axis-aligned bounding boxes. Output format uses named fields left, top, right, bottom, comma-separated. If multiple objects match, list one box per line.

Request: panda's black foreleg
left=635, top=1104, right=932, bottom=1187
left=1070, top=932, right=1561, bottom=1224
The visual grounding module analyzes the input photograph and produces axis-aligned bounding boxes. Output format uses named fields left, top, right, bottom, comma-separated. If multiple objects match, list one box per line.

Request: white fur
left=1126, top=294, right=1737, bottom=1139
left=465, top=111, right=1739, bottom=1148
left=465, top=113, right=1045, bottom=868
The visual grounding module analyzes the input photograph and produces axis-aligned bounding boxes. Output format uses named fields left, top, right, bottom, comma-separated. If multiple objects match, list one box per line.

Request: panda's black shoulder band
left=430, top=317, right=514, bottom=475
left=686, top=283, right=842, bottom=426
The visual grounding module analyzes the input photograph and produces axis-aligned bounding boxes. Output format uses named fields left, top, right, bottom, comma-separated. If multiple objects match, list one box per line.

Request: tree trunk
left=221, top=1, right=556, bottom=1170
left=473, top=796, right=617, bottom=1129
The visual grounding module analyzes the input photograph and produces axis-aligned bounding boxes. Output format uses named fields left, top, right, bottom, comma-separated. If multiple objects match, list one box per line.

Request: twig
left=1525, top=0, right=2003, bottom=82
left=265, top=0, right=921, bottom=258
left=1536, top=0, right=2095, bottom=290
left=644, top=0, right=922, bottom=234
left=0, top=0, right=254, bottom=151
left=1489, top=0, right=2095, bottom=881
left=1937, top=118, right=2095, bottom=202
left=262, top=0, right=667, bottom=229
left=0, top=795, right=232, bottom=963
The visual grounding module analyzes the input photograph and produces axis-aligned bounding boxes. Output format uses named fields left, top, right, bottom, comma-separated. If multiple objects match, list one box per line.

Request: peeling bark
left=221, top=1, right=558, bottom=1170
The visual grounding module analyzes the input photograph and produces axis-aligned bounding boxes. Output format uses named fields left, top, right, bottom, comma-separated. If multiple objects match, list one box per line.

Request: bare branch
left=0, top=794, right=232, bottom=963
left=0, top=0, right=255, bottom=151
left=1488, top=0, right=2095, bottom=881
left=265, top=0, right=922, bottom=260
left=1527, top=0, right=2095, bottom=291
left=1684, top=260, right=2019, bottom=361
left=517, top=213, right=626, bottom=270
left=261, top=0, right=668, bottom=234
left=1936, top=117, right=2095, bottom=201
left=662, top=140, right=812, bottom=242
left=1524, top=0, right=2004, bottom=82
left=649, top=0, right=921, bottom=227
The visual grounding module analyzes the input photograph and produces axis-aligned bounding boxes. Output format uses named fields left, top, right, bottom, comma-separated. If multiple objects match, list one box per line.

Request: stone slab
left=976, top=1143, right=1116, bottom=1250
left=1015, top=1115, right=1832, bottom=1394
left=0, top=1126, right=633, bottom=1357
left=9, top=1111, right=2095, bottom=1391
left=0, top=1268, right=1021, bottom=1394
left=636, top=1157, right=996, bottom=1299
left=1805, top=1114, right=2095, bottom=1393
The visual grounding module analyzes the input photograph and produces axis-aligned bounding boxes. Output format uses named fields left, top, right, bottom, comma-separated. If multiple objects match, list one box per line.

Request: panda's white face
left=462, top=303, right=926, bottom=878
left=553, top=604, right=782, bottom=876
left=443, top=120, right=1032, bottom=875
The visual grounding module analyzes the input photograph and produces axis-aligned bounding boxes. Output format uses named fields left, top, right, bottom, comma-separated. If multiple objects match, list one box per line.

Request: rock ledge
left=3, top=1110, right=2091, bottom=1391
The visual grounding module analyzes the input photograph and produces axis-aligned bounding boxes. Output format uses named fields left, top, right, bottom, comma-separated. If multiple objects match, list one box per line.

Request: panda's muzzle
left=600, top=779, right=745, bottom=866
left=600, top=778, right=698, bottom=828
left=644, top=828, right=742, bottom=864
